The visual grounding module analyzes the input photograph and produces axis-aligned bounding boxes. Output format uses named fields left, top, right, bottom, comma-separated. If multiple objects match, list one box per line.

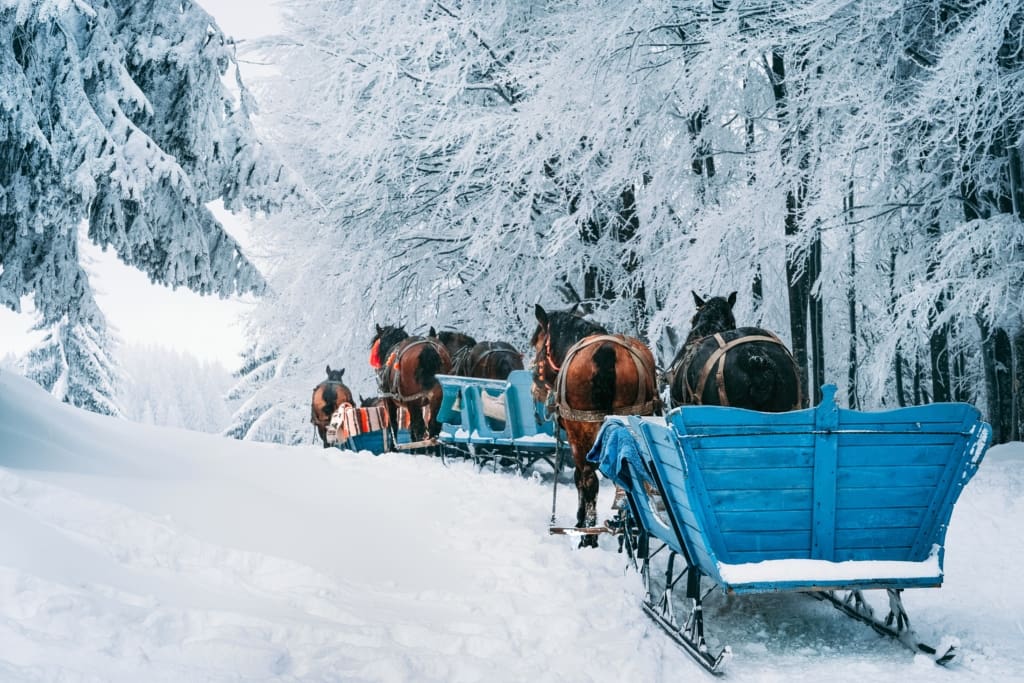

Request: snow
left=717, top=549, right=942, bottom=585
left=2, top=368, right=1023, bottom=682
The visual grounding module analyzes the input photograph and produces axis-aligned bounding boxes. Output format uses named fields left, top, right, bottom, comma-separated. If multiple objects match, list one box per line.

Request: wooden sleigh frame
left=588, top=384, right=992, bottom=674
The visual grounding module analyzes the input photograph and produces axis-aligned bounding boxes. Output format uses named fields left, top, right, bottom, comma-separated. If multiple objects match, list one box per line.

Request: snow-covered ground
left=1, top=369, right=1022, bottom=682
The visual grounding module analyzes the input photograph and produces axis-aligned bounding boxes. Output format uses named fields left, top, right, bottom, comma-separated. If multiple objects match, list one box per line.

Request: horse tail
left=323, top=383, right=338, bottom=413
left=591, top=343, right=617, bottom=412
left=415, top=344, right=443, bottom=389
left=738, top=345, right=778, bottom=408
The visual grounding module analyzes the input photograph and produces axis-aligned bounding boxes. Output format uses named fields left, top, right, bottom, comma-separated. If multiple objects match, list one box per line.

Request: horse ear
left=429, top=326, right=437, bottom=337
left=569, top=302, right=580, bottom=316
left=535, top=304, right=548, bottom=325
left=375, top=324, right=383, bottom=336
left=325, top=364, right=331, bottom=375
left=338, top=368, right=345, bottom=378
left=727, top=291, right=737, bottom=308
left=692, top=291, right=705, bottom=308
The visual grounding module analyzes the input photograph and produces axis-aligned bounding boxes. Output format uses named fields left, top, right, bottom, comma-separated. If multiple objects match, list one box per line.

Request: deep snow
left=1, top=369, right=1022, bottom=682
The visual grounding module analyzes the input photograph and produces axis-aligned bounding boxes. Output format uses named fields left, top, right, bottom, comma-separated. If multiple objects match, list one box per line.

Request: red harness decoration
left=369, top=339, right=382, bottom=369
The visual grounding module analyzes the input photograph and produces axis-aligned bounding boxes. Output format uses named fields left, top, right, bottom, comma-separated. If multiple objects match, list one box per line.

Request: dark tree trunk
left=1013, top=330, right=1024, bottom=442
left=926, top=218, right=951, bottom=403
left=890, top=248, right=906, bottom=407
left=771, top=50, right=811, bottom=407
left=977, top=318, right=1014, bottom=444
left=846, top=185, right=858, bottom=409
left=809, top=231, right=824, bottom=405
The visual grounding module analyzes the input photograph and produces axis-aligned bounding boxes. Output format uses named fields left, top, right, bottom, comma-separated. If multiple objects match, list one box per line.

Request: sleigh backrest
left=593, top=385, right=991, bottom=593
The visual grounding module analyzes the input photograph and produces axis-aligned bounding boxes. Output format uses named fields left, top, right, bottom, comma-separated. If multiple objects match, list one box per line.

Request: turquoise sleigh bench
left=436, top=370, right=560, bottom=471
left=588, top=385, right=991, bottom=674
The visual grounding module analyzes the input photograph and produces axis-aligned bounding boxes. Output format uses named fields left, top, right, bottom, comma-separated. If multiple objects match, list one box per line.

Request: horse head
left=428, top=328, right=473, bottom=375
left=686, top=291, right=737, bottom=346
left=325, top=365, right=346, bottom=382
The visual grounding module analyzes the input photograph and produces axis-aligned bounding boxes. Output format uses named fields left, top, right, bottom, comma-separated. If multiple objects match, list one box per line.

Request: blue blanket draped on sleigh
left=586, top=420, right=651, bottom=489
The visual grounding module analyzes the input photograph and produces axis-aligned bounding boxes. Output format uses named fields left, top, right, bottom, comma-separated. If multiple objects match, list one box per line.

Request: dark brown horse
left=461, top=341, right=524, bottom=380
left=311, top=365, right=355, bottom=448
left=531, top=304, right=660, bottom=547
left=667, top=291, right=803, bottom=410
left=371, top=325, right=453, bottom=441
left=432, top=328, right=524, bottom=380
left=430, top=328, right=477, bottom=376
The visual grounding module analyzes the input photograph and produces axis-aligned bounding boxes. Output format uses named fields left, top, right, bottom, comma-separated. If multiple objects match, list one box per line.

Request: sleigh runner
left=587, top=384, right=991, bottom=673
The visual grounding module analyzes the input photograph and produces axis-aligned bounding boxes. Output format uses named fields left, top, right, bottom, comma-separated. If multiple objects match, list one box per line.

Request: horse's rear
left=670, top=327, right=802, bottom=411
left=465, top=341, right=524, bottom=380
left=311, top=368, right=355, bottom=448
left=557, top=334, right=660, bottom=546
left=379, top=337, right=453, bottom=441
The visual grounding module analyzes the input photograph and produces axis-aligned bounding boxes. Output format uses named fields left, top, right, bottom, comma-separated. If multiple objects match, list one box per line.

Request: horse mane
left=541, top=309, right=608, bottom=361
left=374, top=325, right=409, bottom=355
left=437, top=330, right=478, bottom=350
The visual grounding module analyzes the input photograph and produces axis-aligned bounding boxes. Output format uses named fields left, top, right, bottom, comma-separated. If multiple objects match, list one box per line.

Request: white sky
left=0, top=1, right=282, bottom=369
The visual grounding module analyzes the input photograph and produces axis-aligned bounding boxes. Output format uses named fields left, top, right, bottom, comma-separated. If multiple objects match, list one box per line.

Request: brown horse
left=432, top=328, right=524, bottom=380
left=462, top=341, right=524, bottom=380
left=311, top=365, right=355, bottom=448
left=430, top=328, right=477, bottom=376
left=371, top=324, right=453, bottom=442
left=531, top=304, right=660, bottom=547
left=667, top=291, right=803, bottom=410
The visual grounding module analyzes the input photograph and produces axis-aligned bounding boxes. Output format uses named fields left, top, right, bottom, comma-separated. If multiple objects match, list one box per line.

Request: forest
left=1, top=1, right=1022, bottom=444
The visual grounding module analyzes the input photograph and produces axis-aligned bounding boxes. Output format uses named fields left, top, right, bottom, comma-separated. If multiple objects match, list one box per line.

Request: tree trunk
left=1013, top=330, right=1024, bottom=442
left=846, top=185, right=858, bottom=409
left=809, top=230, right=824, bottom=405
left=771, top=50, right=811, bottom=407
left=890, top=248, right=906, bottom=407
left=977, top=317, right=1014, bottom=443
left=926, top=218, right=951, bottom=403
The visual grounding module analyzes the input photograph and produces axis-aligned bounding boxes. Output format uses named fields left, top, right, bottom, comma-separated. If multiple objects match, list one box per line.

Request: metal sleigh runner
left=587, top=384, right=992, bottom=675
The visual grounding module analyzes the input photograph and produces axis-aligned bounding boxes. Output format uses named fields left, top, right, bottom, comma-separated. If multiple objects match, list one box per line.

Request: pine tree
left=1, top=0, right=296, bottom=414
left=223, top=344, right=305, bottom=444
left=24, top=305, right=122, bottom=416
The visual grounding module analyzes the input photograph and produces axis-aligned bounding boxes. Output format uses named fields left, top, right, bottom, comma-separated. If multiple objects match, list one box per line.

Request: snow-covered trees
left=1, top=0, right=295, bottom=414
left=238, top=0, right=1022, bottom=442
left=223, top=343, right=309, bottom=444
left=118, top=344, right=233, bottom=432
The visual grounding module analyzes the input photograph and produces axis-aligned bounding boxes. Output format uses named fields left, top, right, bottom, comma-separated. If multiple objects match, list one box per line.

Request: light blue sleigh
left=588, top=385, right=991, bottom=674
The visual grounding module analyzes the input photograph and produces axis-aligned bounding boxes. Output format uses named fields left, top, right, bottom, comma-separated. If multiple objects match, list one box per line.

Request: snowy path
left=1, top=371, right=1022, bottom=682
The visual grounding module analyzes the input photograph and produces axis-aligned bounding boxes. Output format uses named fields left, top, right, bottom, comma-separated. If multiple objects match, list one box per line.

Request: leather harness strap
left=555, top=334, right=660, bottom=423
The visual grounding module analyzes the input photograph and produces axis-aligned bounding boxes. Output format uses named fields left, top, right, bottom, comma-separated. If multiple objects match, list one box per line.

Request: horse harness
left=376, top=338, right=448, bottom=403
left=677, top=331, right=803, bottom=408
left=554, top=334, right=661, bottom=423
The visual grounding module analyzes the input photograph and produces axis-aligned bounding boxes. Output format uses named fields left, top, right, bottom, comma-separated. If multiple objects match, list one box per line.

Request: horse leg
left=575, top=462, right=600, bottom=548
left=317, top=424, right=329, bottom=448
left=409, top=404, right=428, bottom=442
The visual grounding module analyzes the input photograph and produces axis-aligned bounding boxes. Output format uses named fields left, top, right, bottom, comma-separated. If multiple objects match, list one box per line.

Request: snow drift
left=0, top=369, right=1021, bottom=682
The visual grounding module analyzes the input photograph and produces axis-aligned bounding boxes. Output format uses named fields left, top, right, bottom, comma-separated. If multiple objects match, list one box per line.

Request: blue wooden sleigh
left=588, top=385, right=991, bottom=674
left=435, top=370, right=561, bottom=471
